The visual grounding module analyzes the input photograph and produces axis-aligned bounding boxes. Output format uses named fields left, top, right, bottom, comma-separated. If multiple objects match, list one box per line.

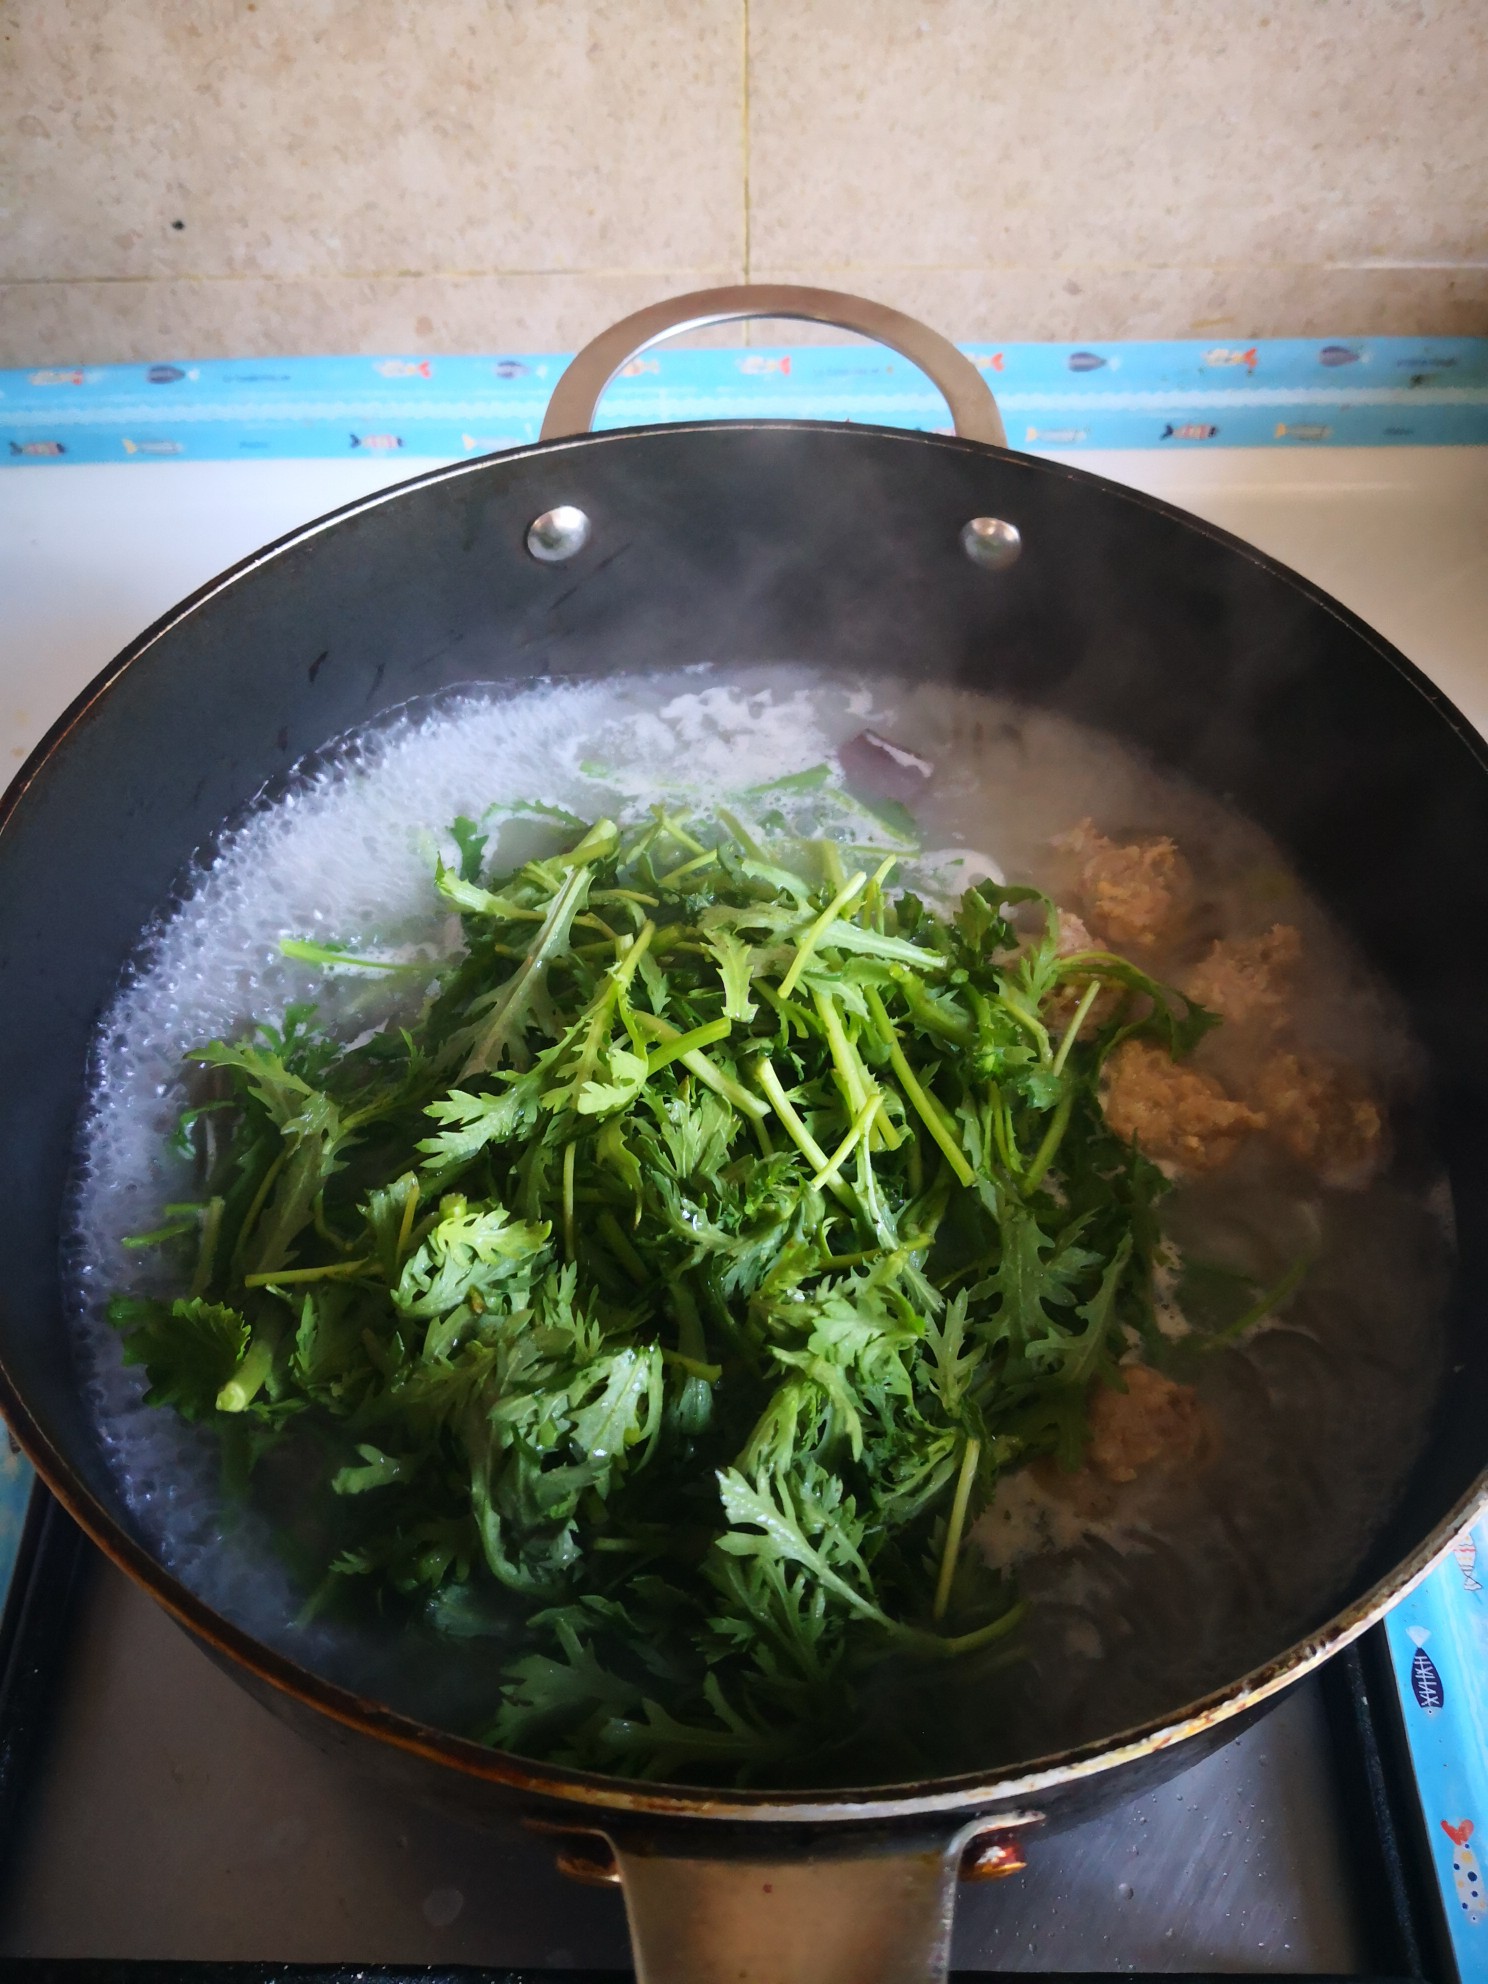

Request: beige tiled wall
left=3, top=0, right=1485, bottom=363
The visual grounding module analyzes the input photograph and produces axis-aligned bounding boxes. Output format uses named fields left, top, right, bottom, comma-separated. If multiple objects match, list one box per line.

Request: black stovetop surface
left=0, top=1497, right=1449, bottom=1980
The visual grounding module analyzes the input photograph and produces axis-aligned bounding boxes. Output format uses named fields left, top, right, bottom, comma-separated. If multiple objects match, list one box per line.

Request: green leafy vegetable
left=112, top=801, right=1217, bottom=1782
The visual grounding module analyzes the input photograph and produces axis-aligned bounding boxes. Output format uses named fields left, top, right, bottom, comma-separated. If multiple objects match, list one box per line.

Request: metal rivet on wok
left=959, top=1833, right=1028, bottom=1881
left=526, top=504, right=592, bottom=563
left=961, top=516, right=1022, bottom=570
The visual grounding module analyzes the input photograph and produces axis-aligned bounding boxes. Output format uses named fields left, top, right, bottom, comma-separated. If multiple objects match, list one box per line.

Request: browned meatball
left=1045, top=909, right=1128, bottom=1040
left=1252, top=1050, right=1383, bottom=1186
left=1055, top=908, right=1096, bottom=956
left=1087, top=1364, right=1211, bottom=1484
left=1027, top=1365, right=1215, bottom=1519
left=1182, top=924, right=1301, bottom=1031
left=1052, top=818, right=1192, bottom=953
left=1102, top=1038, right=1264, bottom=1172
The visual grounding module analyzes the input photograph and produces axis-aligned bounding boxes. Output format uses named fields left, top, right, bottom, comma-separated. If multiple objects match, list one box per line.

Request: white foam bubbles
left=66, top=666, right=900, bottom=1647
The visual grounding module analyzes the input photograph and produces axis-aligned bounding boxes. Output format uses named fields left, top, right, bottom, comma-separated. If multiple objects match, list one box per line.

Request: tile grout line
left=0, top=269, right=749, bottom=288
left=741, top=0, right=753, bottom=325
left=4, top=260, right=1487, bottom=292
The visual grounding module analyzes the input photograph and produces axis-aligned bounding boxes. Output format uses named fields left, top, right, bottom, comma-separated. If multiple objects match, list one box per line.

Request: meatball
left=1182, top=924, right=1301, bottom=1031
left=1055, top=908, right=1096, bottom=957
left=1087, top=1364, right=1210, bottom=1484
left=1052, top=819, right=1192, bottom=953
left=1253, top=1050, right=1383, bottom=1186
left=1024, top=1364, right=1214, bottom=1522
left=1102, top=1038, right=1264, bottom=1173
left=1045, top=909, right=1127, bottom=1040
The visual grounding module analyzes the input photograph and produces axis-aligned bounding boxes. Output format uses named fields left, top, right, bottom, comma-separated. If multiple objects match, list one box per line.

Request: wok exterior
left=208, top=1619, right=1273, bottom=1834
left=0, top=420, right=1484, bottom=1838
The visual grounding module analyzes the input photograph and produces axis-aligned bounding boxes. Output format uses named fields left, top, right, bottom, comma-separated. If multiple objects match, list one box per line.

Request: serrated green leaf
left=112, top=792, right=1220, bottom=1787
left=112, top=1294, right=249, bottom=1419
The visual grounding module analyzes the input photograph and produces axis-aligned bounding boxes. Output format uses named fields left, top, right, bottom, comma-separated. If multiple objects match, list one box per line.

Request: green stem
left=243, top=1257, right=370, bottom=1287
left=459, top=861, right=594, bottom=1078
left=571, top=920, right=657, bottom=1095
left=668, top=1278, right=708, bottom=1362
left=1022, top=1088, right=1074, bottom=1194
left=644, top=1015, right=732, bottom=1074
left=818, top=1241, right=895, bottom=1271
left=864, top=988, right=975, bottom=1189
left=753, top=1058, right=856, bottom=1210
left=814, top=988, right=902, bottom=1151
left=893, top=971, right=972, bottom=1046
left=311, top=1190, right=355, bottom=1254
left=987, top=1086, right=1021, bottom=1176
left=278, top=938, right=414, bottom=972
left=1052, top=979, right=1102, bottom=1077
left=932, top=1435, right=981, bottom=1623
left=716, top=807, right=765, bottom=860
left=655, top=847, right=720, bottom=888
left=816, top=838, right=848, bottom=893
left=230, top=1147, right=287, bottom=1271
left=907, top=1121, right=924, bottom=1197
left=633, top=1011, right=770, bottom=1122
left=190, top=1196, right=224, bottom=1298
left=813, top=986, right=867, bottom=1113
left=811, top=1093, right=883, bottom=1192
left=1202, top=1256, right=1310, bottom=1348
left=660, top=1348, right=722, bottom=1382
left=216, top=1327, right=278, bottom=1413
left=598, top=1210, right=648, bottom=1286
left=573, top=913, right=620, bottom=942
left=121, top=1219, right=197, bottom=1250
left=653, top=809, right=707, bottom=857
left=921, top=1601, right=1027, bottom=1659
left=998, top=988, right=1053, bottom=1065
left=778, top=871, right=868, bottom=998
left=563, top=818, right=622, bottom=867
left=395, top=1176, right=420, bottom=1263
left=753, top=1057, right=830, bottom=1170
left=863, top=853, right=899, bottom=933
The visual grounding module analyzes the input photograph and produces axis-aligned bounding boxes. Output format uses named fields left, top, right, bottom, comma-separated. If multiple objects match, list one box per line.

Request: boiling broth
left=66, top=665, right=1449, bottom=1779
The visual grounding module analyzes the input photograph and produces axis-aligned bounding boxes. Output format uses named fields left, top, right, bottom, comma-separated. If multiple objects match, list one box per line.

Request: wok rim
left=2, top=415, right=1484, bottom=1826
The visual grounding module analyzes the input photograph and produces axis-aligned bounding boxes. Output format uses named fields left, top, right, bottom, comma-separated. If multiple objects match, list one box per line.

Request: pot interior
left=2, top=423, right=1484, bottom=1797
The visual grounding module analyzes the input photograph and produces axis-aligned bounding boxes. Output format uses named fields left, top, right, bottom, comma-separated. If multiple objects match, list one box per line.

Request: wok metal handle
left=613, top=1833, right=966, bottom=1984
left=539, top=282, right=1008, bottom=449
left=537, top=1812, right=1038, bottom=1984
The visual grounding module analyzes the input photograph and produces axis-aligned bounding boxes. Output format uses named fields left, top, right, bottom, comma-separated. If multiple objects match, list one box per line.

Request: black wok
left=0, top=287, right=1484, bottom=1984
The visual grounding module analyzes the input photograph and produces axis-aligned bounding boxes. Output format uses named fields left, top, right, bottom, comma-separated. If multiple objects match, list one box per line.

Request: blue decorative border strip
left=3, top=336, right=1486, bottom=461
left=0, top=1433, right=34, bottom=1615
left=1385, top=1517, right=1488, bottom=1982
